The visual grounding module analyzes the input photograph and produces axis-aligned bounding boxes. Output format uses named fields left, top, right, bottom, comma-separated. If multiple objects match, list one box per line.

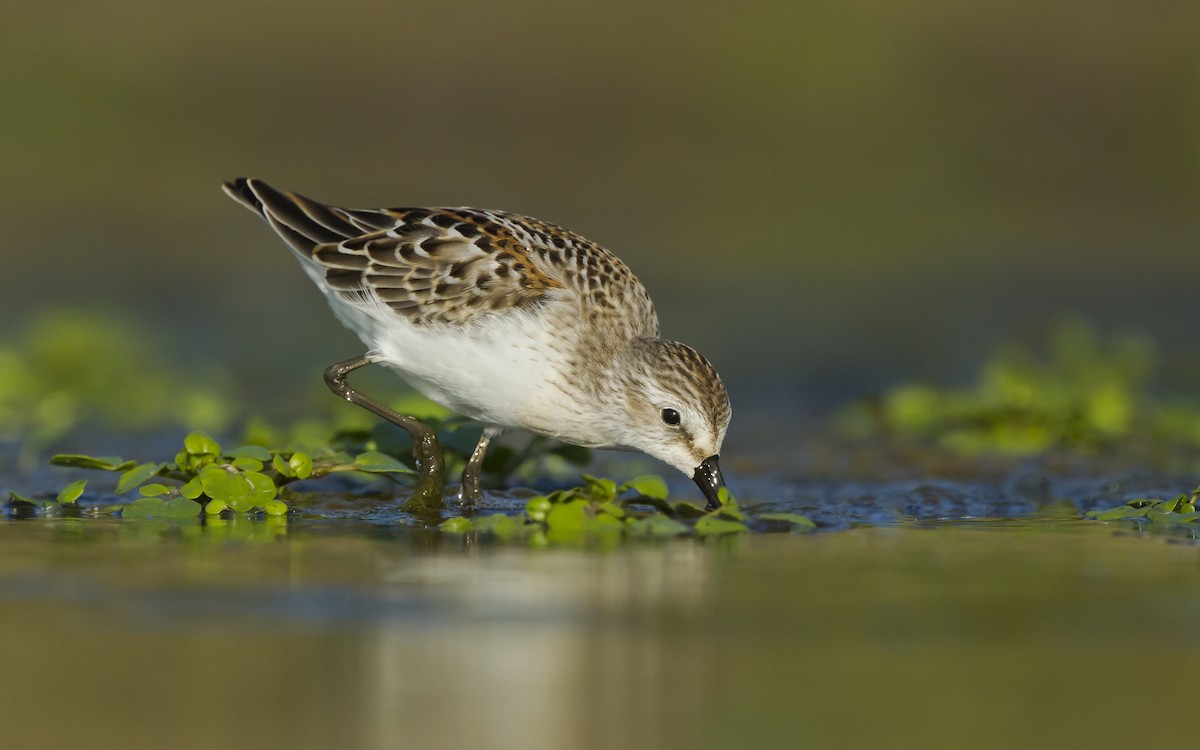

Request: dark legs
left=459, top=426, right=502, bottom=508
left=324, top=354, right=445, bottom=513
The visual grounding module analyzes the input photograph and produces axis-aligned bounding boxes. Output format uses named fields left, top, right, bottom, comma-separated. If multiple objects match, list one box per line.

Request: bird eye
left=661, top=408, right=681, bottom=426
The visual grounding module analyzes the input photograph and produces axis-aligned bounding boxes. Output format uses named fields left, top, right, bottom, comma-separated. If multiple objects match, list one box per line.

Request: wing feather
left=307, top=212, right=561, bottom=325
left=223, top=178, right=658, bottom=336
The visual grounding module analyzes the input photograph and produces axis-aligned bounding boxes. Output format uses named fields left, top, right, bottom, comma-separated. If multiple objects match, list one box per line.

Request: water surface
left=2, top=500, right=1198, bottom=749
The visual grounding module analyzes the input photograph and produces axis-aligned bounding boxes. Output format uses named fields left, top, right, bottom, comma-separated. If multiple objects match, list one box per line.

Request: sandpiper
left=223, top=179, right=731, bottom=511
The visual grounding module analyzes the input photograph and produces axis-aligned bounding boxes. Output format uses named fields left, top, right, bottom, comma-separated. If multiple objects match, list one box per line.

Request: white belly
left=365, top=307, right=578, bottom=432
left=305, top=269, right=598, bottom=443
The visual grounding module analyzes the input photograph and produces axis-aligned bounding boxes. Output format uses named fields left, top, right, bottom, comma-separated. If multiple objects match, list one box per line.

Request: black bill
left=692, top=454, right=727, bottom=511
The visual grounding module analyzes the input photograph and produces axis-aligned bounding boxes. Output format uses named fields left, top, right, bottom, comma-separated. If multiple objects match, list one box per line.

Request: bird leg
left=324, top=354, right=445, bottom=513
left=459, top=426, right=502, bottom=508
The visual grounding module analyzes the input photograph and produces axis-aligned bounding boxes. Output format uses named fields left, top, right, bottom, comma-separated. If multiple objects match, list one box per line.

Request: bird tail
left=221, top=178, right=366, bottom=257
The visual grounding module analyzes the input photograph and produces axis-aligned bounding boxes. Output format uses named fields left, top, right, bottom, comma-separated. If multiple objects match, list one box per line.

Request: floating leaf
left=1161, top=495, right=1196, bottom=514
left=324, top=451, right=356, bottom=467
left=204, top=498, right=228, bottom=515
left=353, top=451, right=413, bottom=473
left=759, top=512, right=817, bottom=530
left=50, top=454, right=135, bottom=472
left=184, top=432, right=221, bottom=456
left=198, top=466, right=276, bottom=512
left=139, top=483, right=172, bottom=497
left=198, top=466, right=238, bottom=498
left=230, top=457, right=264, bottom=472
left=545, top=489, right=581, bottom=505
left=226, top=445, right=272, bottom=461
left=546, top=499, right=589, bottom=531
left=586, top=513, right=624, bottom=534
left=582, top=475, right=618, bottom=502
left=8, top=491, right=47, bottom=508
left=626, top=514, right=689, bottom=537
left=597, top=500, right=626, bottom=519
left=225, top=495, right=254, bottom=513
left=115, top=462, right=162, bottom=495
left=717, top=486, right=740, bottom=508
left=242, top=471, right=277, bottom=502
left=524, top=496, right=551, bottom=522
left=622, top=494, right=675, bottom=515
left=671, top=502, right=708, bottom=520
left=709, top=494, right=747, bottom=522
left=263, top=499, right=289, bottom=517
left=227, top=471, right=278, bottom=512
left=180, top=477, right=204, bottom=500
left=695, top=517, right=749, bottom=535
left=469, top=513, right=522, bottom=538
left=1146, top=507, right=1193, bottom=524
left=620, top=475, right=669, bottom=501
left=57, top=479, right=87, bottom=505
left=441, top=516, right=471, bottom=533
left=288, top=452, right=313, bottom=479
left=1093, top=504, right=1152, bottom=521
left=121, top=496, right=202, bottom=520
left=272, top=453, right=292, bottom=477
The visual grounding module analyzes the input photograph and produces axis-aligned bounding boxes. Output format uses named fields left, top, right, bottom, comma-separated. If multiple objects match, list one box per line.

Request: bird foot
left=401, top=475, right=446, bottom=516
left=401, top=440, right=448, bottom=516
left=456, top=482, right=484, bottom=510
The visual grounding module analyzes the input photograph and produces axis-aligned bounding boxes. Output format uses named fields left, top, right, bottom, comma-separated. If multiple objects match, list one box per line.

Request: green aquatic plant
left=1086, top=489, right=1200, bottom=527
left=258, top=411, right=594, bottom=492
left=440, top=479, right=815, bottom=543
left=37, top=437, right=818, bottom=539
left=837, top=319, right=1191, bottom=455
left=42, top=423, right=595, bottom=521
left=47, top=431, right=424, bottom=519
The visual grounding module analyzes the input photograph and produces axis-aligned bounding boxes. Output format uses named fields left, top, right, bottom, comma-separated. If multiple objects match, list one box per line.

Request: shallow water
left=2, top=478, right=1199, bottom=750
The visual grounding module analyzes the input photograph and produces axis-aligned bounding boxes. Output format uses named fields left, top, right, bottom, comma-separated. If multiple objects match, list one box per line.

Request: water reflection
left=1, top=520, right=1199, bottom=749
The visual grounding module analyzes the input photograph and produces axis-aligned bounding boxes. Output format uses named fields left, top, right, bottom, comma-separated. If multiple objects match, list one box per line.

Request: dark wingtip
left=221, top=178, right=364, bottom=255
left=222, top=177, right=264, bottom=214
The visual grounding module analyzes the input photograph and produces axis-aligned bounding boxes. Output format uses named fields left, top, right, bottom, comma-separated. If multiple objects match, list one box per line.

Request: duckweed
left=437, top=476, right=813, bottom=544
left=48, top=431, right=448, bottom=519
left=1087, top=489, right=1200, bottom=528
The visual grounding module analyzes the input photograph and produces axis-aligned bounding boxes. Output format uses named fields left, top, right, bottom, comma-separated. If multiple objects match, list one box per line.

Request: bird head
left=616, top=338, right=732, bottom=509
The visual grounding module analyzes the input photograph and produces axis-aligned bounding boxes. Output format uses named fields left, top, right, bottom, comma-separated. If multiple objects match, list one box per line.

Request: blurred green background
left=3, top=0, right=1198, bottom=411
left=4, top=8, right=1200, bottom=749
